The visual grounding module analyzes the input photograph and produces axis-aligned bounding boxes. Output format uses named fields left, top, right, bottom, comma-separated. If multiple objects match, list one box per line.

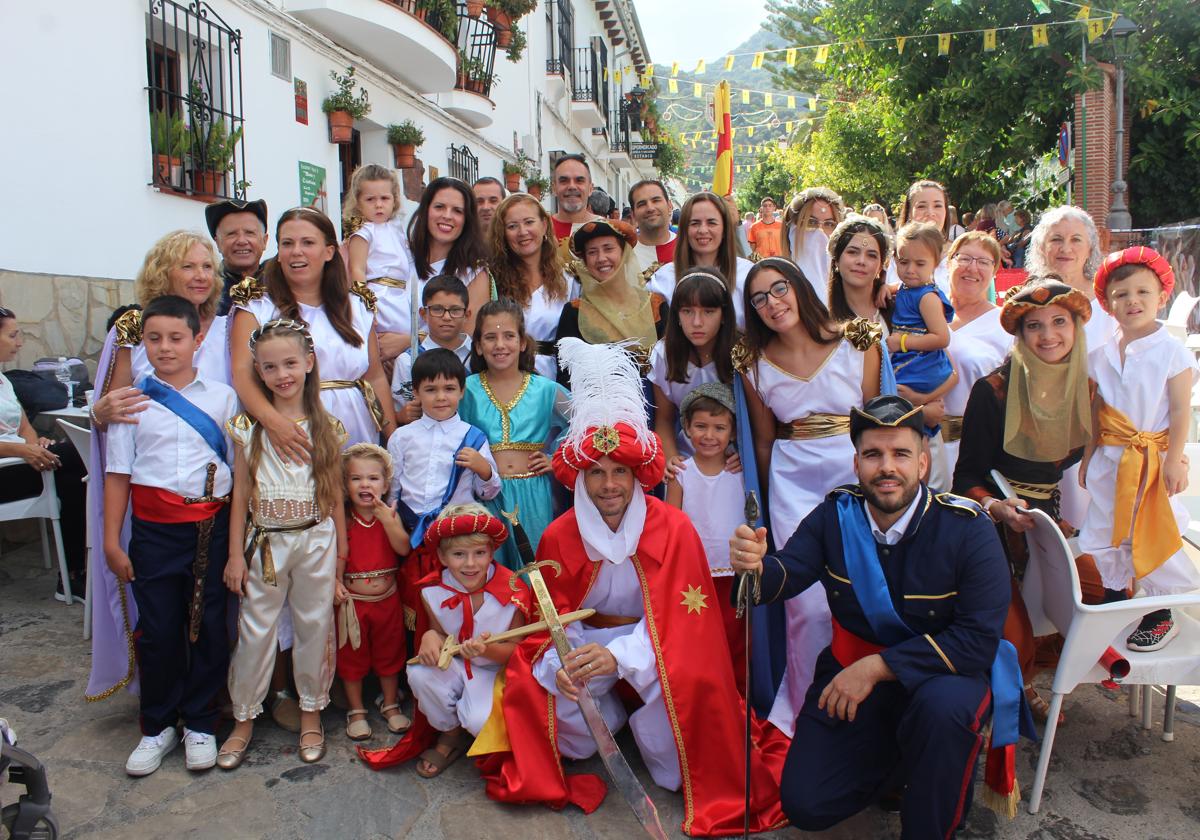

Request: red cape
left=478, top=496, right=789, bottom=837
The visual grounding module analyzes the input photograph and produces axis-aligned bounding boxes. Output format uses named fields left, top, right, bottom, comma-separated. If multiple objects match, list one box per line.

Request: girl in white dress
left=230, top=207, right=396, bottom=454
left=648, top=192, right=753, bottom=330
left=343, top=164, right=415, bottom=365
left=487, top=193, right=577, bottom=380
left=739, top=257, right=882, bottom=737
left=781, top=186, right=845, bottom=306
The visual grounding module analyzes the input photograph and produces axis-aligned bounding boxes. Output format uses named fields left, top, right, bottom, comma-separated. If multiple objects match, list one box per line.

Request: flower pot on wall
left=154, top=154, right=182, bottom=187
left=496, top=27, right=513, bottom=48
left=527, top=183, right=542, bottom=199
left=328, top=110, right=355, bottom=144
left=504, top=171, right=521, bottom=192
left=466, top=0, right=484, bottom=17
left=392, top=143, right=416, bottom=169
left=487, top=7, right=513, bottom=46
left=195, top=170, right=224, bottom=196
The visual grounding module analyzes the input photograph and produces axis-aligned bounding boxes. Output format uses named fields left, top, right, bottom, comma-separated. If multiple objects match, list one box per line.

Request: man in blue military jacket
left=731, top=395, right=1015, bottom=839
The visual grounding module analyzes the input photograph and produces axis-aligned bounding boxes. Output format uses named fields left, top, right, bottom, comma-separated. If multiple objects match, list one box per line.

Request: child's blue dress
left=890, top=283, right=954, bottom=393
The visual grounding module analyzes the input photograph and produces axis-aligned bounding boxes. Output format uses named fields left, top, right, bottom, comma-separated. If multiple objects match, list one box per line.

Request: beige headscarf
left=573, top=239, right=658, bottom=351
left=1002, top=319, right=1092, bottom=462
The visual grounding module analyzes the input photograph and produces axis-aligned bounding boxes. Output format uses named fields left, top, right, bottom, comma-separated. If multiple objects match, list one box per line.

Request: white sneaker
left=183, top=728, right=217, bottom=771
left=125, top=727, right=179, bottom=776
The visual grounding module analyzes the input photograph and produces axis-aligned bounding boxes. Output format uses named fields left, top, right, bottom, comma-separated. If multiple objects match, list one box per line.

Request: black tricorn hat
left=849, top=395, right=925, bottom=442
left=204, top=198, right=269, bottom=238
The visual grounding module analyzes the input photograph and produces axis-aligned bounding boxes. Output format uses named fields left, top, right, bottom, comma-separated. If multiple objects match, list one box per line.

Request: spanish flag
left=712, top=80, right=733, bottom=197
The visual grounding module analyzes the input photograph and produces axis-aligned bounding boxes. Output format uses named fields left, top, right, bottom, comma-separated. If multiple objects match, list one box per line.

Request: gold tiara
left=248, top=318, right=315, bottom=353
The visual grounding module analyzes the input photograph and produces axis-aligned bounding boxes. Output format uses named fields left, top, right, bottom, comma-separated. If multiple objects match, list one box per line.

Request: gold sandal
left=345, top=709, right=372, bottom=741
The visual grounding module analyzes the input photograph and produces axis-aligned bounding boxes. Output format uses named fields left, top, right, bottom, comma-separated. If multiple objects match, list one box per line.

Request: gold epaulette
left=828, top=484, right=865, bottom=500
left=843, top=317, right=883, bottom=351
left=230, top=276, right=266, bottom=307
left=935, top=492, right=982, bottom=517
left=226, top=412, right=255, bottom=435
left=349, top=281, right=378, bottom=312
left=113, top=309, right=142, bottom=347
left=731, top=337, right=756, bottom=374
left=639, top=261, right=661, bottom=285
left=343, top=214, right=364, bottom=239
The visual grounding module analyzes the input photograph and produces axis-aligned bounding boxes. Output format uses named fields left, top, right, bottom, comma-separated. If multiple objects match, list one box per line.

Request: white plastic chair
left=0, top=455, right=71, bottom=604
left=58, top=420, right=92, bottom=638
left=1163, top=290, right=1200, bottom=342
left=1020, top=507, right=1200, bottom=813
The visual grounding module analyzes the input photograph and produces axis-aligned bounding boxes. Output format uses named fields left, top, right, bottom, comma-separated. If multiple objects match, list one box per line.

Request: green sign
left=298, top=161, right=327, bottom=213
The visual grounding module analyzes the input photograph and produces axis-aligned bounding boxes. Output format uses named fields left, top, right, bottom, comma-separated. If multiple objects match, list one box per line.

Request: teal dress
left=460, top=372, right=569, bottom=570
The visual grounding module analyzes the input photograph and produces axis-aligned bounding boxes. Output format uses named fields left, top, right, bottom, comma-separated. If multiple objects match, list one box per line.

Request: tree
left=737, top=147, right=795, bottom=213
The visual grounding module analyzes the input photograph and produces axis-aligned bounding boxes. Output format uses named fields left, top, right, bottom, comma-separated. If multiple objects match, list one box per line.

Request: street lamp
left=1106, top=14, right=1139, bottom=231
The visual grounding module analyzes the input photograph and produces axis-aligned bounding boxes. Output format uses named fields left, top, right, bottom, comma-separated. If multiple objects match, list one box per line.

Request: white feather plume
left=556, top=337, right=653, bottom=455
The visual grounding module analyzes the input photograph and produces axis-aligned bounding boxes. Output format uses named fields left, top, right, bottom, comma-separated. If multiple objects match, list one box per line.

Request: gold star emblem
left=680, top=585, right=709, bottom=616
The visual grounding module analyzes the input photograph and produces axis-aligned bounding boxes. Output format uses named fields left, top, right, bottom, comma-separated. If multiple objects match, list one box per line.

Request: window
left=145, top=0, right=246, bottom=200
left=269, top=32, right=291, bottom=81
left=447, top=144, right=479, bottom=184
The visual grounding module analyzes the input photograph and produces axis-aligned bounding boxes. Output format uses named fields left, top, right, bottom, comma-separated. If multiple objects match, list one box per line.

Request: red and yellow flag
left=712, top=80, right=733, bottom=197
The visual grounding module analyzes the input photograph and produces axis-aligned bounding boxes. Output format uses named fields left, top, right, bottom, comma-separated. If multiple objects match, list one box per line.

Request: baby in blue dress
left=887, top=222, right=958, bottom=433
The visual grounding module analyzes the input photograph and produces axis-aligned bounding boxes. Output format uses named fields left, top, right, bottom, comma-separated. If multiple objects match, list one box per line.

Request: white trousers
left=407, top=659, right=498, bottom=735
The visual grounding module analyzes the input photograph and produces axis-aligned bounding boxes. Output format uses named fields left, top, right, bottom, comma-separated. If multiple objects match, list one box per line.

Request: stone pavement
left=3, top=541, right=1200, bottom=840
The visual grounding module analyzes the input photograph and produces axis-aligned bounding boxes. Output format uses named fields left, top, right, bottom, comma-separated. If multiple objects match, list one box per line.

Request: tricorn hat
left=849, top=395, right=925, bottom=442
left=204, top=198, right=269, bottom=239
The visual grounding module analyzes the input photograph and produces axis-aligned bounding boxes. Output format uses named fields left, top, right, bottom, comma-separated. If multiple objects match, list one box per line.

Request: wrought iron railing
left=447, top=143, right=479, bottom=184
left=609, top=109, right=631, bottom=155
left=546, top=0, right=573, bottom=77
left=455, top=3, right=497, bottom=98
left=571, top=47, right=600, bottom=107
left=146, top=0, right=246, bottom=199
left=388, top=0, right=457, bottom=42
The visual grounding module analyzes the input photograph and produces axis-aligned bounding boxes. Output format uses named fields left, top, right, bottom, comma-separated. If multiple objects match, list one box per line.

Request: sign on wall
left=294, top=78, right=308, bottom=125
left=631, top=142, right=659, bottom=160
left=298, top=161, right=326, bottom=213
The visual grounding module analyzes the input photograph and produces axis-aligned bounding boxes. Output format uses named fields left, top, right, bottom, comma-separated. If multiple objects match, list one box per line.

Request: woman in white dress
left=781, top=187, right=846, bottom=306
left=230, top=208, right=395, bottom=456
left=487, top=193, right=576, bottom=380
left=738, top=257, right=882, bottom=737
left=647, top=192, right=753, bottom=329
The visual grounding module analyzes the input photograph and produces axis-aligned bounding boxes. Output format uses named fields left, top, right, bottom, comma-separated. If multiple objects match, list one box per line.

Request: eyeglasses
left=952, top=254, right=996, bottom=269
left=426, top=305, right=467, bottom=318
left=805, top=218, right=838, bottom=232
left=749, top=280, right=792, bottom=310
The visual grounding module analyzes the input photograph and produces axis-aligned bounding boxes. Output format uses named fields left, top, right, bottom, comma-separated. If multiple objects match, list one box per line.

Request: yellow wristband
left=899, top=333, right=909, bottom=353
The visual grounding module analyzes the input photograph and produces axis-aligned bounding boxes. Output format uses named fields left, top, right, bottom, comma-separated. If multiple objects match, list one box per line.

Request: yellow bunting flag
left=752, top=52, right=765, bottom=69
left=730, top=128, right=737, bottom=139
left=815, top=45, right=830, bottom=66
left=668, top=78, right=678, bottom=93
left=693, top=82, right=703, bottom=97
left=1075, top=5, right=1091, bottom=20
left=896, top=36, right=907, bottom=54
left=1032, top=24, right=1049, bottom=47
left=747, top=126, right=755, bottom=137
left=787, top=95, right=796, bottom=109
left=764, top=92, right=773, bottom=107
left=724, top=55, right=735, bottom=71
left=695, top=59, right=706, bottom=74
left=1088, top=19, right=1105, bottom=42
left=785, top=121, right=793, bottom=132
left=614, top=68, right=622, bottom=82
left=984, top=29, right=997, bottom=51
left=938, top=34, right=951, bottom=56
left=808, top=96, right=817, bottom=110
left=786, top=47, right=797, bottom=66
left=671, top=61, right=679, bottom=77
left=603, top=67, right=609, bottom=81
left=741, top=89, right=750, bottom=105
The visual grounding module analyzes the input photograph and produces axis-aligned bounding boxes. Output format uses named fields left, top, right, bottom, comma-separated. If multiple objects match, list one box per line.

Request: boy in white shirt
left=103, top=295, right=239, bottom=776
left=391, top=275, right=474, bottom=424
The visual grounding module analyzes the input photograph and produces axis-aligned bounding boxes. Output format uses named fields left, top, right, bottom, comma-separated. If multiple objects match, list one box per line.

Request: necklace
left=351, top=511, right=377, bottom=528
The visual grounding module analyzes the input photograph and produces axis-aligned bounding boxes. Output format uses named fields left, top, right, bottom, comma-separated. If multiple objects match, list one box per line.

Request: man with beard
left=731, top=395, right=1020, bottom=839
left=549, top=154, right=599, bottom=257
left=472, top=176, right=506, bottom=237
left=628, top=179, right=676, bottom=275
left=205, top=198, right=268, bottom=316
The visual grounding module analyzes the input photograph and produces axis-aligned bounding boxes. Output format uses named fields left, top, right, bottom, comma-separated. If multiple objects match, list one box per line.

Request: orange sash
left=1096, top=402, right=1182, bottom=578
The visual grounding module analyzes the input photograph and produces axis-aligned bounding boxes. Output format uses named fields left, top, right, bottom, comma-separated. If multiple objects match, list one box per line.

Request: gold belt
left=245, top=517, right=321, bottom=586
left=343, top=566, right=399, bottom=581
left=584, top=613, right=640, bottom=629
left=499, top=471, right=538, bottom=480
left=942, top=414, right=964, bottom=442
left=1003, top=477, right=1057, bottom=501
left=321, top=378, right=384, bottom=431
left=776, top=413, right=851, bottom=440
left=368, top=277, right=407, bottom=289
left=492, top=441, right=544, bottom=452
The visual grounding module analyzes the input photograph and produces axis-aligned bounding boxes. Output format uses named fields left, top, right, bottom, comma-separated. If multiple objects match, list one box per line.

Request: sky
left=636, top=0, right=769, bottom=68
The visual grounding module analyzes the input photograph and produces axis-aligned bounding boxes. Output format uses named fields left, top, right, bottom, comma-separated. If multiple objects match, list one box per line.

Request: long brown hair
left=664, top=270, right=735, bottom=384
left=469, top=298, right=537, bottom=374
left=673, top=192, right=738, bottom=295
left=247, top=321, right=343, bottom=516
left=828, top=216, right=890, bottom=323
left=742, top=258, right=838, bottom=365
left=896, top=179, right=953, bottom=239
left=407, top=177, right=487, bottom=281
left=487, top=194, right=567, bottom=306
left=264, top=207, right=362, bottom=347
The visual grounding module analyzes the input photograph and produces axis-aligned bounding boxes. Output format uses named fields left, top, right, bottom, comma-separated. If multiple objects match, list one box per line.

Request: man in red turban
left=478, top=339, right=788, bottom=837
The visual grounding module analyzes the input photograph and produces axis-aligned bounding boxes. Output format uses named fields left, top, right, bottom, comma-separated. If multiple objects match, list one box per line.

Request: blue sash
left=879, top=343, right=898, bottom=396
left=397, top=426, right=488, bottom=548
left=138, top=376, right=228, bottom=465
left=834, top=490, right=1031, bottom=748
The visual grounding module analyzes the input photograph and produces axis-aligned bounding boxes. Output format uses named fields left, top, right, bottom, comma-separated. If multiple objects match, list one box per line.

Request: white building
left=0, top=0, right=658, bottom=367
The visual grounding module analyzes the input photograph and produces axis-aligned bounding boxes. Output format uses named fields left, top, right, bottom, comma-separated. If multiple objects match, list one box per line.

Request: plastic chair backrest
left=1023, top=507, right=1083, bottom=637
left=56, top=420, right=91, bottom=478
left=1166, top=291, right=1200, bottom=329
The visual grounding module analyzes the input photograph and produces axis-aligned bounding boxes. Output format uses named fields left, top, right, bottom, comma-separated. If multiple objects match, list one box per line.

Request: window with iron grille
left=146, top=0, right=247, bottom=200
left=269, top=31, right=291, bottom=81
left=447, top=144, right=479, bottom=184
left=545, top=0, right=573, bottom=76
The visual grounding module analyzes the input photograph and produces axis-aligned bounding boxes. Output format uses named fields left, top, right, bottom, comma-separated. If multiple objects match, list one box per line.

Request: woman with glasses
left=487, top=193, right=576, bottom=380
left=737, top=257, right=882, bottom=736
left=647, top=192, right=753, bottom=329
left=780, top=187, right=846, bottom=307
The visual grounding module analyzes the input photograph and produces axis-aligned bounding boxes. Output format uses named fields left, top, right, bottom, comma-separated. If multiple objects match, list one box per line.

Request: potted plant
left=321, top=66, right=370, bottom=144
left=464, top=57, right=495, bottom=94
left=525, top=170, right=549, bottom=200
left=150, top=108, right=187, bottom=187
left=486, top=0, right=534, bottom=48
left=387, top=120, right=425, bottom=169
left=191, top=118, right=244, bottom=196
left=455, top=50, right=469, bottom=89
left=466, top=0, right=484, bottom=17
left=502, top=160, right=523, bottom=192
left=504, top=25, right=527, bottom=62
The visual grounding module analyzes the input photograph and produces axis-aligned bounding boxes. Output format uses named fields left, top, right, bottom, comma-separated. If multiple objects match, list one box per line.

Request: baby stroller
left=0, top=719, right=57, bottom=840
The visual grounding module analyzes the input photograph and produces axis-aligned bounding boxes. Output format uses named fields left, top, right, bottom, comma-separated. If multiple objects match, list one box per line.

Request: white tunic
left=646, top=258, right=753, bottom=331
left=646, top=341, right=720, bottom=457
left=132, top=314, right=232, bottom=387
left=942, top=307, right=1011, bottom=475
left=355, top=219, right=417, bottom=336
left=1078, top=326, right=1200, bottom=595
left=238, top=293, right=378, bottom=446
left=677, top=459, right=744, bottom=577
left=525, top=281, right=577, bottom=381
left=0, top=372, right=24, bottom=443
left=750, top=339, right=865, bottom=736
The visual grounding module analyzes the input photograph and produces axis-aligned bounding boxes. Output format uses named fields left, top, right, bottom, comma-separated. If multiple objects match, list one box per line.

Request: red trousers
left=336, top=590, right=406, bottom=681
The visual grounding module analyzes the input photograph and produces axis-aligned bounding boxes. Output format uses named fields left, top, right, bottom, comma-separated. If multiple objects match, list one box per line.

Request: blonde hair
left=435, top=502, right=495, bottom=552
left=782, top=187, right=846, bottom=259
left=894, top=221, right=945, bottom=264
left=134, top=230, right=221, bottom=320
left=342, top=443, right=394, bottom=502
left=488, top=194, right=567, bottom=305
left=342, top=164, right=401, bottom=227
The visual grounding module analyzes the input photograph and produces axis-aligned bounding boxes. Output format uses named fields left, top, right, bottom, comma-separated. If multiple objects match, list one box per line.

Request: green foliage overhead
left=736, top=148, right=794, bottom=214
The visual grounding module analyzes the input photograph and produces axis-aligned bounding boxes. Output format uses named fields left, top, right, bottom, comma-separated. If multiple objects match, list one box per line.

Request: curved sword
left=502, top=508, right=668, bottom=840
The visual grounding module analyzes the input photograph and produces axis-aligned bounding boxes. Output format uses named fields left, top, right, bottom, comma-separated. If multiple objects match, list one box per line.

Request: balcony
left=569, top=47, right=605, bottom=130
left=284, top=0, right=457, bottom=94
left=442, top=3, right=496, bottom=128
left=604, top=110, right=633, bottom=169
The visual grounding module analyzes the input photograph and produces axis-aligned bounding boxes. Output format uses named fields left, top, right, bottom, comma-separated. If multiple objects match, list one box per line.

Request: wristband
left=899, top=333, right=909, bottom=353
left=981, top=496, right=1000, bottom=521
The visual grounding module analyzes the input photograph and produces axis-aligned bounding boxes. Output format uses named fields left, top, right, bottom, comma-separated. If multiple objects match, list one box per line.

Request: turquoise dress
left=460, top=372, right=569, bottom=570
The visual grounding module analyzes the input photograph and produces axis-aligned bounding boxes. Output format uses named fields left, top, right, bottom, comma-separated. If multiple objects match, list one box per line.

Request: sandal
left=380, top=703, right=411, bottom=734
left=415, top=730, right=471, bottom=779
left=345, top=709, right=372, bottom=741
left=299, top=726, right=325, bottom=763
left=1025, top=684, right=1064, bottom=726
left=216, top=734, right=251, bottom=770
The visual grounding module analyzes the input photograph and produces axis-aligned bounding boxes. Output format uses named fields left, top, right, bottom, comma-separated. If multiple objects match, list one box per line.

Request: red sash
left=130, top=485, right=224, bottom=524
left=830, top=617, right=885, bottom=668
